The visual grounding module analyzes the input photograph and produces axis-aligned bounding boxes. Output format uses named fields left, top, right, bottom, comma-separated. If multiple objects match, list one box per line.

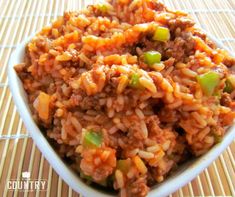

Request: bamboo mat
left=0, top=0, right=234, bottom=196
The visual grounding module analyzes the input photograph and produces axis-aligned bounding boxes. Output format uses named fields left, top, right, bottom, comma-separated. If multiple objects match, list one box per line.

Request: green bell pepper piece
left=129, top=73, right=141, bottom=88
left=83, top=130, right=102, bottom=148
left=224, top=79, right=234, bottom=93
left=117, top=159, right=131, bottom=174
left=197, top=71, right=220, bottom=96
left=153, top=26, right=170, bottom=42
left=144, top=51, right=161, bottom=66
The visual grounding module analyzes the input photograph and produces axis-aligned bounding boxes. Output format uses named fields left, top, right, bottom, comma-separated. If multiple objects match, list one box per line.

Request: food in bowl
left=14, top=0, right=235, bottom=196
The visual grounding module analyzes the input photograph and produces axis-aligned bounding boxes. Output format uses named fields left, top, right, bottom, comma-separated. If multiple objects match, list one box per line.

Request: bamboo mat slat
left=0, top=0, right=234, bottom=196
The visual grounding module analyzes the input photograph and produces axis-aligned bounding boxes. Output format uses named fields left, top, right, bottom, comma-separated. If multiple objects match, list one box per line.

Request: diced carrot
left=220, top=111, right=235, bottom=126
left=52, top=16, right=64, bottom=28
left=193, top=36, right=213, bottom=55
left=36, top=92, right=51, bottom=121
left=213, top=52, right=224, bottom=64
left=133, top=155, right=147, bottom=174
left=118, top=0, right=130, bottom=4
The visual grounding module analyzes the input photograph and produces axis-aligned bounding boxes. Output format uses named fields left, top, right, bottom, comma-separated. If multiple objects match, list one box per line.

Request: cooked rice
left=15, top=0, right=235, bottom=196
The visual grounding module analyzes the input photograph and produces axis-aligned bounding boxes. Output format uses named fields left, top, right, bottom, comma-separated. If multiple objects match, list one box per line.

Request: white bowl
left=8, top=33, right=235, bottom=197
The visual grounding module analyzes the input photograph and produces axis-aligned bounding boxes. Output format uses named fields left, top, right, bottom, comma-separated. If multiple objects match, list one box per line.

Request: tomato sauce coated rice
left=15, top=0, right=235, bottom=196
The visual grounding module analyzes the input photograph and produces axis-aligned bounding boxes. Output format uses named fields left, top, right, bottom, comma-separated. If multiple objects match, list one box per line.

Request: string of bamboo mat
left=0, top=0, right=234, bottom=196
